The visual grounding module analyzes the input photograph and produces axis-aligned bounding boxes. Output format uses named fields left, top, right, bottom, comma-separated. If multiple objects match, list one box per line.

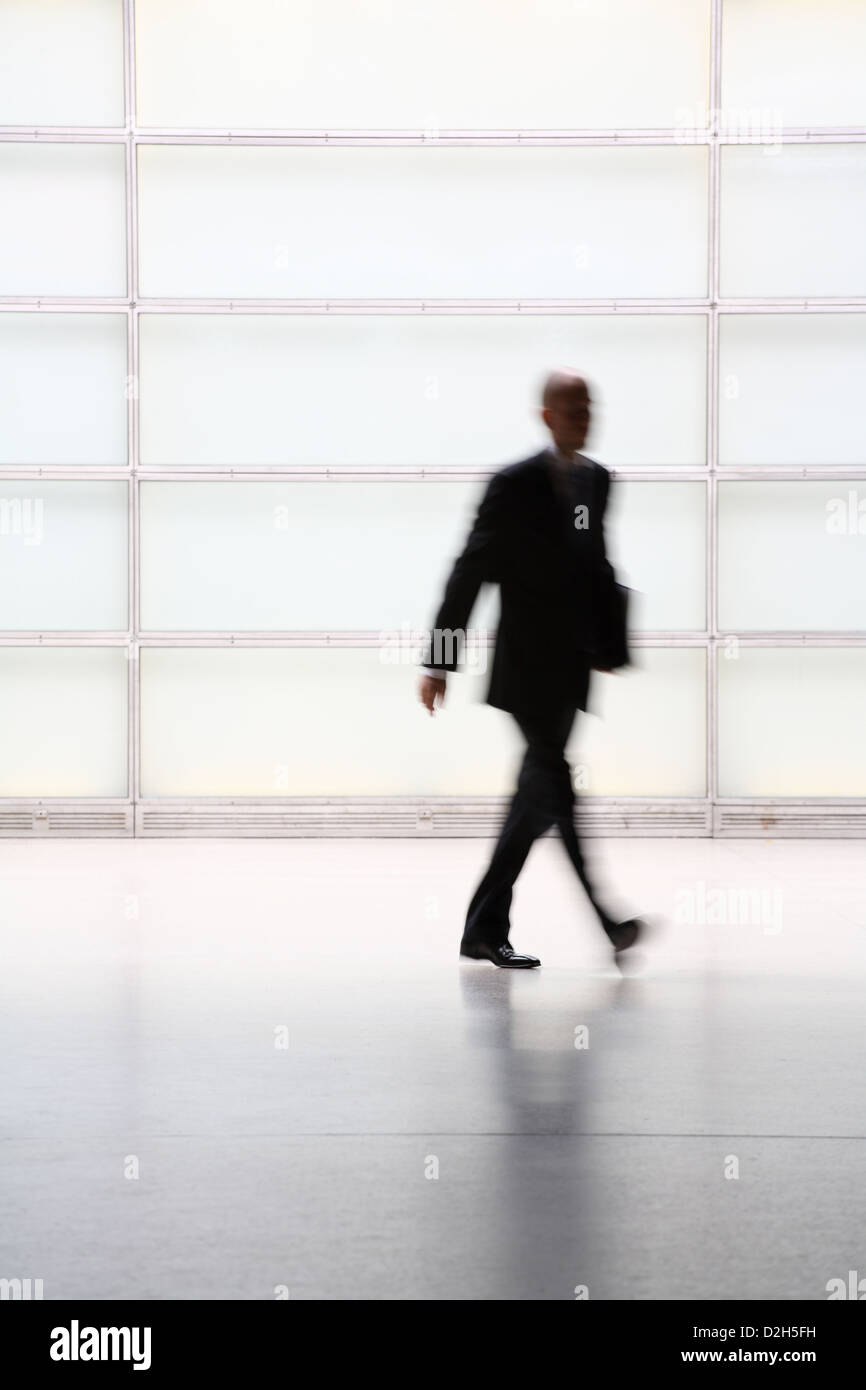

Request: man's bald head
left=539, top=368, right=592, bottom=455
left=541, top=369, right=589, bottom=410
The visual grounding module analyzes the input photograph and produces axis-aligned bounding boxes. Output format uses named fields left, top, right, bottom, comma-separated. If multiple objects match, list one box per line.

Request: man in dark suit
left=418, top=369, right=644, bottom=968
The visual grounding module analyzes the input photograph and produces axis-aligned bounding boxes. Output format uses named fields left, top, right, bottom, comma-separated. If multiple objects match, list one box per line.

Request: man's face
left=542, top=389, right=592, bottom=453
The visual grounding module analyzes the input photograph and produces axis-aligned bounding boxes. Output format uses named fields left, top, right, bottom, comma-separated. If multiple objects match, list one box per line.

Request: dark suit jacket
left=423, top=449, right=630, bottom=720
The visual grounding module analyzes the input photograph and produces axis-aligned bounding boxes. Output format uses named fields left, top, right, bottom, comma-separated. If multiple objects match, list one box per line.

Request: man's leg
left=462, top=702, right=589, bottom=947
left=461, top=701, right=621, bottom=949
left=461, top=745, right=540, bottom=948
left=513, top=703, right=619, bottom=937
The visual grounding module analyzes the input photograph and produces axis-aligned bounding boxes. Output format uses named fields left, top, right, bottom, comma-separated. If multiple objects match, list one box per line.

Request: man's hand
left=418, top=674, right=446, bottom=715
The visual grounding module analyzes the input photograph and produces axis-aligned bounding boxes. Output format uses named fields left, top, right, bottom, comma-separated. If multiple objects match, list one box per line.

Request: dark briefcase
left=595, top=578, right=631, bottom=671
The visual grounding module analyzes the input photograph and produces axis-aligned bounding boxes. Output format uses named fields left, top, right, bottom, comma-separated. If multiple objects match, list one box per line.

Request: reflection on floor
left=1, top=834, right=864, bottom=1300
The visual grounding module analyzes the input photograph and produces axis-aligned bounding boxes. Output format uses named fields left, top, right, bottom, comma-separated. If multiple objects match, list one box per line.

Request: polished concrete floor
left=1, top=833, right=864, bottom=1301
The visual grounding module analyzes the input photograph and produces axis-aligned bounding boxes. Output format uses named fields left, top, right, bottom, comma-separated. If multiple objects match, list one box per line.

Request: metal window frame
left=1, top=0, right=865, bottom=838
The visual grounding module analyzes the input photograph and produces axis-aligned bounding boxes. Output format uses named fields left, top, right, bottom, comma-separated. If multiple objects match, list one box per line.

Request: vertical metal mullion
left=707, top=317, right=720, bottom=814
left=707, top=0, right=723, bottom=826
left=123, top=0, right=140, bottom=824
left=130, top=302, right=140, bottom=816
left=127, top=473, right=136, bottom=809
left=132, top=469, right=141, bottom=816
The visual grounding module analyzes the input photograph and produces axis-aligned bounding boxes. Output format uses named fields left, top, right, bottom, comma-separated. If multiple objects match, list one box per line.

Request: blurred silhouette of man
left=418, top=369, right=644, bottom=968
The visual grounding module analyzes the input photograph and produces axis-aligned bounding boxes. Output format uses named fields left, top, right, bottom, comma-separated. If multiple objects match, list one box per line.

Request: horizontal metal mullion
left=4, top=128, right=864, bottom=145
left=127, top=795, right=711, bottom=806
left=131, top=298, right=863, bottom=313
left=0, top=634, right=132, bottom=645
left=133, top=298, right=712, bottom=313
left=134, top=467, right=866, bottom=482
left=720, top=128, right=866, bottom=143
left=4, top=467, right=856, bottom=482
left=0, top=632, right=705, bottom=646
left=0, top=794, right=859, bottom=807
left=717, top=299, right=866, bottom=312
left=0, top=799, right=853, bottom=812
left=3, top=632, right=866, bottom=647
left=0, top=798, right=132, bottom=804
left=132, top=633, right=508, bottom=646
left=0, top=298, right=131, bottom=309
left=714, top=633, right=866, bottom=645
left=3, top=465, right=863, bottom=483
left=136, top=467, right=711, bottom=481
left=717, top=796, right=866, bottom=805
left=133, top=467, right=527, bottom=481
left=713, top=468, right=866, bottom=480
left=0, top=468, right=131, bottom=479
left=4, top=300, right=866, bottom=314
left=130, top=128, right=866, bottom=144
left=0, top=130, right=128, bottom=142
left=131, top=633, right=710, bottom=646
left=135, top=633, right=418, bottom=646
left=135, top=130, right=700, bottom=146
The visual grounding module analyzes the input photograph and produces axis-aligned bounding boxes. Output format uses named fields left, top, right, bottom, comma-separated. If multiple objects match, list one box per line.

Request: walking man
left=418, top=369, right=644, bottom=968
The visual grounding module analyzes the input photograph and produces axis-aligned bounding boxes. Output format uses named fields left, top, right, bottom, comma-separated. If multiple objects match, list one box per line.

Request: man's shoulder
left=491, top=449, right=609, bottom=486
left=574, top=451, right=608, bottom=477
left=489, top=449, right=552, bottom=486
left=575, top=453, right=611, bottom=498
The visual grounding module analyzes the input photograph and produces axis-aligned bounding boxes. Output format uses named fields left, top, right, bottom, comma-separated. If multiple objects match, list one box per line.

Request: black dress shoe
left=607, top=917, right=646, bottom=958
left=460, top=940, right=541, bottom=968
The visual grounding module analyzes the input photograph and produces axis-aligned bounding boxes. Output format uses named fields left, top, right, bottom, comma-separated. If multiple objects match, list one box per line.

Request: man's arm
left=418, top=470, right=509, bottom=713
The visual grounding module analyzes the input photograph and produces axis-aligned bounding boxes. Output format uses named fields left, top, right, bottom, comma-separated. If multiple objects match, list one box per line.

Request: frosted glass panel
left=139, top=313, right=707, bottom=469
left=606, top=482, right=706, bottom=631
left=718, top=482, right=866, bottom=631
left=0, top=482, right=127, bottom=629
left=0, top=646, right=127, bottom=796
left=135, top=0, right=710, bottom=130
left=141, top=647, right=697, bottom=798
left=138, top=145, right=708, bottom=299
left=140, top=648, right=522, bottom=796
left=0, top=1, right=124, bottom=126
left=722, top=0, right=866, bottom=128
left=140, top=481, right=499, bottom=633
left=718, top=648, right=866, bottom=796
left=140, top=479, right=705, bottom=634
left=571, top=648, right=706, bottom=796
left=720, top=146, right=866, bottom=298
left=0, top=314, right=127, bottom=467
left=719, top=315, right=866, bottom=468
left=0, top=144, right=126, bottom=297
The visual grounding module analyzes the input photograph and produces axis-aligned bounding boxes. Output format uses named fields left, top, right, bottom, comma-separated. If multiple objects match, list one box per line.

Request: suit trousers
left=462, top=700, right=616, bottom=947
